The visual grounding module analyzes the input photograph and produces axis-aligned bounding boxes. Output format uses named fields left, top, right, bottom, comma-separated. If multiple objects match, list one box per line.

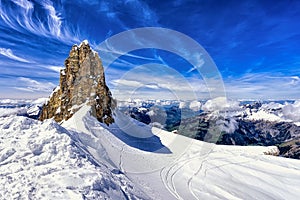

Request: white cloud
left=48, top=66, right=64, bottom=73
left=41, top=1, right=62, bottom=37
left=224, top=73, right=300, bottom=100
left=112, top=79, right=143, bottom=87
left=187, top=58, right=205, bottom=73
left=109, top=69, right=300, bottom=100
left=109, top=64, right=210, bottom=100
left=11, top=0, right=33, bottom=9
left=0, top=0, right=79, bottom=43
left=289, top=76, right=300, bottom=86
left=202, top=97, right=240, bottom=111
left=112, top=79, right=162, bottom=90
left=145, top=84, right=160, bottom=89
left=0, top=48, right=30, bottom=63
left=15, top=77, right=56, bottom=93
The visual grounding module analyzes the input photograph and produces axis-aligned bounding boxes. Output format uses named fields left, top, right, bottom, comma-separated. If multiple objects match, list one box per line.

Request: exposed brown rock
left=278, top=138, right=300, bottom=159
left=39, top=40, right=115, bottom=125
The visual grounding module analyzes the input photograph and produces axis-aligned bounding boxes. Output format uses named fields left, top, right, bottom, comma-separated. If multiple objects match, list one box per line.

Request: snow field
left=63, top=105, right=300, bottom=200
left=0, top=115, right=145, bottom=199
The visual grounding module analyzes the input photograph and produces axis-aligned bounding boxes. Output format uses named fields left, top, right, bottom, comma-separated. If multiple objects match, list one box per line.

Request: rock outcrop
left=278, top=138, right=300, bottom=159
left=39, top=40, right=114, bottom=125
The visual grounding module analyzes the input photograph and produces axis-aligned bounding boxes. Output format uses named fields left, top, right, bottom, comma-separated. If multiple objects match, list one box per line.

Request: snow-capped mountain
left=118, top=98, right=300, bottom=159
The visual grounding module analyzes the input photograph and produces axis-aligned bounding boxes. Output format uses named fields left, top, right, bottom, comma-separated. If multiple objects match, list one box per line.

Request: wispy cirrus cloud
left=109, top=63, right=209, bottom=100
left=110, top=67, right=300, bottom=101
left=187, top=58, right=205, bottom=73
left=224, top=73, right=300, bottom=100
left=47, top=66, right=64, bottom=73
left=0, top=0, right=79, bottom=43
left=14, top=77, right=56, bottom=93
left=0, top=48, right=31, bottom=63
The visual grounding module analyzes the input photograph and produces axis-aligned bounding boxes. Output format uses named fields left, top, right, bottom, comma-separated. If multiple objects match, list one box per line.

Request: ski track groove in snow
left=160, top=150, right=212, bottom=200
left=169, top=157, right=201, bottom=200
left=119, top=144, right=125, bottom=172
left=160, top=164, right=181, bottom=199
left=185, top=147, right=216, bottom=200
left=161, top=157, right=198, bottom=199
left=187, top=158, right=208, bottom=200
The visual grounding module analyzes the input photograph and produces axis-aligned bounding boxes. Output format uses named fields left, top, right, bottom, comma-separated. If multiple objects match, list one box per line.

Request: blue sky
left=0, top=0, right=300, bottom=100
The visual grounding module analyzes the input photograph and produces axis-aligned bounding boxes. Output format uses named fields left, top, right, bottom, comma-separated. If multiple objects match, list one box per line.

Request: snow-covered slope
left=0, top=114, right=145, bottom=199
left=1, top=100, right=300, bottom=199
left=62, top=105, right=300, bottom=200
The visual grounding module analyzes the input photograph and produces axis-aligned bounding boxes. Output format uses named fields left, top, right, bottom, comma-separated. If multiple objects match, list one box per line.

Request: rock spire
left=39, top=40, right=115, bottom=125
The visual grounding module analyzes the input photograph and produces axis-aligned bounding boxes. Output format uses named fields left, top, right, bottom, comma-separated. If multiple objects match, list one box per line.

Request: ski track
left=119, top=144, right=125, bottom=172
left=158, top=145, right=300, bottom=200
left=160, top=164, right=181, bottom=199
left=187, top=158, right=208, bottom=200
left=158, top=144, right=216, bottom=200
left=170, top=157, right=202, bottom=200
left=160, top=153, right=209, bottom=200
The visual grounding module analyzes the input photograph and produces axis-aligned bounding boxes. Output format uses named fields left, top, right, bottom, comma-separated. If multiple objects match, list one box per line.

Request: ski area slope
left=63, top=105, right=300, bottom=200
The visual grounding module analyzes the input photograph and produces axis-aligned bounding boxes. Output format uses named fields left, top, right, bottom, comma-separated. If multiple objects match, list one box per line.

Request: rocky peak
left=39, top=40, right=115, bottom=125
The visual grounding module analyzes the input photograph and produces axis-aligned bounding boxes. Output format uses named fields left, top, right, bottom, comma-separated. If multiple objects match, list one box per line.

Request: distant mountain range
left=118, top=98, right=300, bottom=159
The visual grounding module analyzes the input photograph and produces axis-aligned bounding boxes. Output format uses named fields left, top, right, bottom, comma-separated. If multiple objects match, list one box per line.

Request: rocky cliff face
left=39, top=40, right=114, bottom=125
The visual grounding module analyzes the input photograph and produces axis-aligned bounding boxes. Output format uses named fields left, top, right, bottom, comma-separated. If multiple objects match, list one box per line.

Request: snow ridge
left=62, top=105, right=300, bottom=200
